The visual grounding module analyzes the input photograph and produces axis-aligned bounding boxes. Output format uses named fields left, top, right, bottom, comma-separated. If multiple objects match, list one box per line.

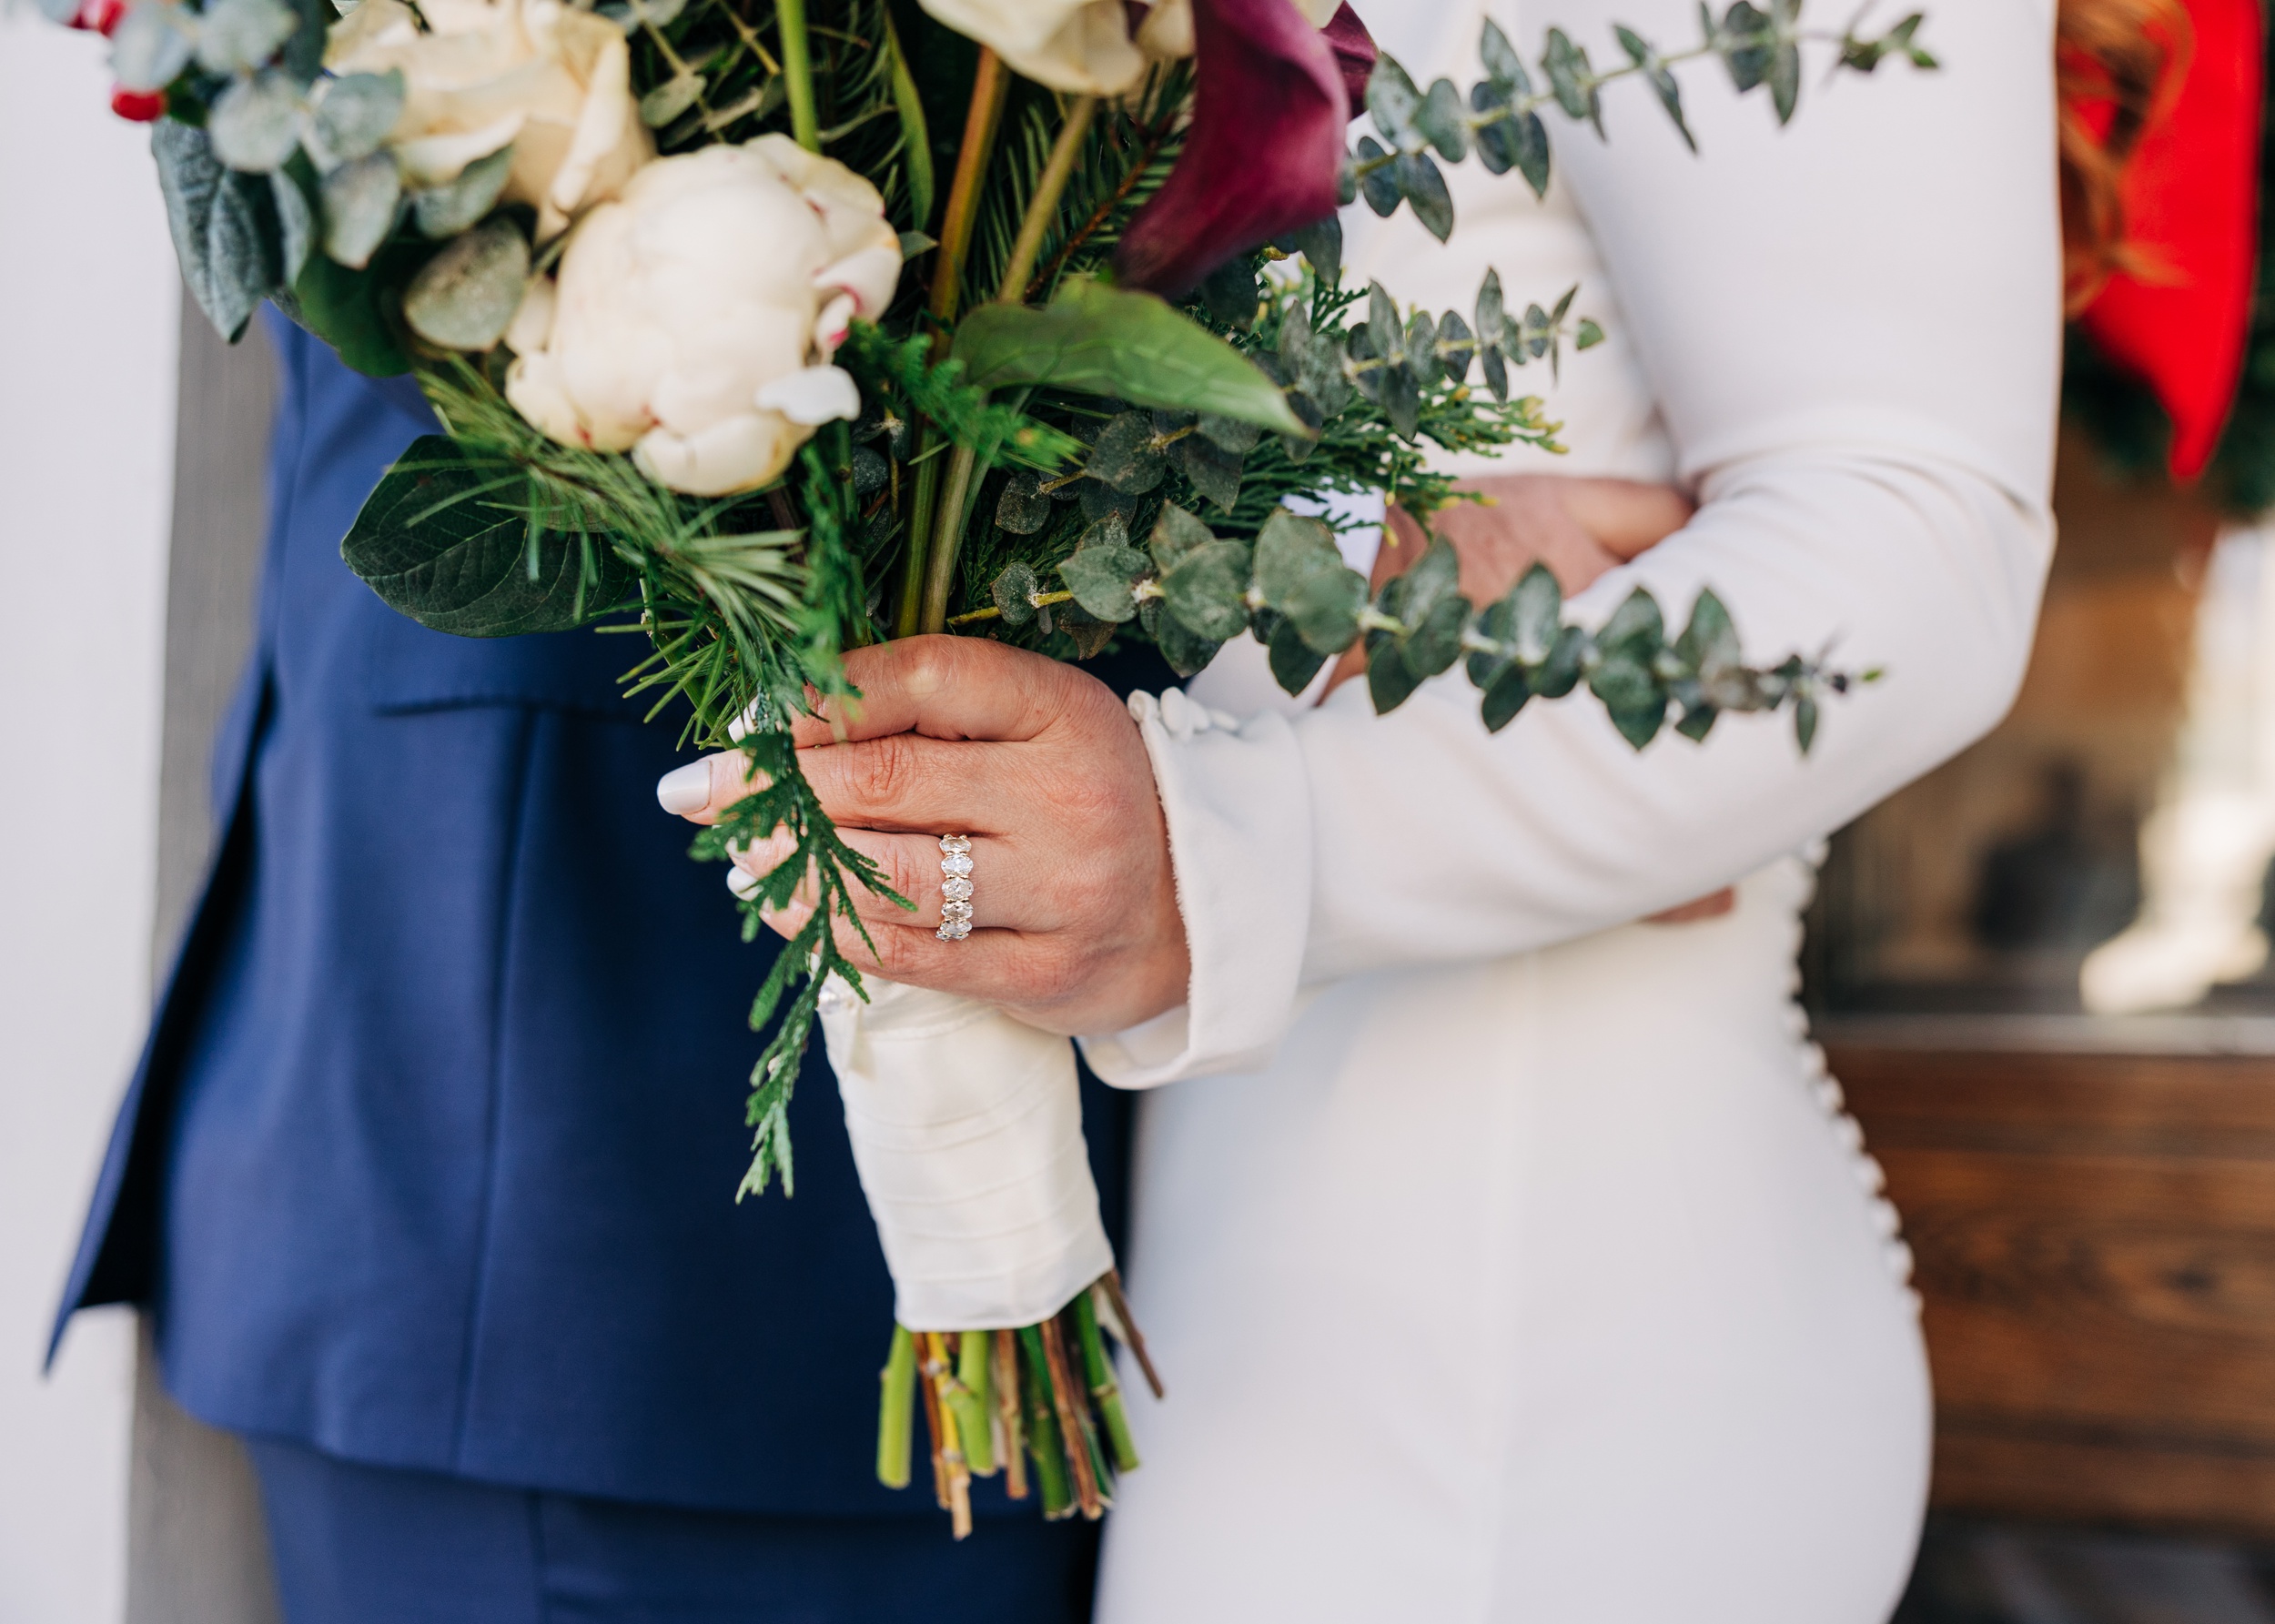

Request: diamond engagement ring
left=937, top=835, right=975, bottom=942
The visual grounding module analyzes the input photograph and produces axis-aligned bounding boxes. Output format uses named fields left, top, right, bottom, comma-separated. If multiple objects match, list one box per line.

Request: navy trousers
left=244, top=1436, right=1100, bottom=1624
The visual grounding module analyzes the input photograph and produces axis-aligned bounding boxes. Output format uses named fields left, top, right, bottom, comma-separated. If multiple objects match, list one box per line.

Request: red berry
left=110, top=86, right=166, bottom=122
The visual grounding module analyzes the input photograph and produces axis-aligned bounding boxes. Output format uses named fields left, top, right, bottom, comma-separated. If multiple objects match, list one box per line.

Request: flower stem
left=1073, top=1289, right=1140, bottom=1473
left=876, top=1324, right=917, bottom=1489
left=928, top=48, right=1010, bottom=330
left=954, top=1330, right=998, bottom=1477
left=1017, top=1326, right=1077, bottom=1518
left=775, top=0, right=820, bottom=152
left=917, top=99, right=1100, bottom=634
left=994, top=95, right=1097, bottom=304
left=993, top=1328, right=1029, bottom=1500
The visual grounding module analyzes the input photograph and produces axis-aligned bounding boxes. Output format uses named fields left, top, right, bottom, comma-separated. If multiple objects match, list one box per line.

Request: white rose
left=916, top=0, right=1146, bottom=95
left=503, top=136, right=903, bottom=497
left=916, top=0, right=1342, bottom=97
left=327, top=0, right=652, bottom=240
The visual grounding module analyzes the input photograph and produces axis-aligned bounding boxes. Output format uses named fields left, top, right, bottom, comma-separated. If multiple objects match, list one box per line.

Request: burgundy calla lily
left=1114, top=0, right=1373, bottom=298
left=1322, top=3, right=1377, bottom=115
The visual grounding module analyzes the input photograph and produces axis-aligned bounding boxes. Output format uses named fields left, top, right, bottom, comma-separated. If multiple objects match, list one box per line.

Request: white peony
left=503, top=136, right=903, bottom=497
left=327, top=0, right=652, bottom=240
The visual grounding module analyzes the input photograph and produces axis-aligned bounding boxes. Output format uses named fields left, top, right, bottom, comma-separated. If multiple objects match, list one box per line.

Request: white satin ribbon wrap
left=820, top=976, right=1114, bottom=1330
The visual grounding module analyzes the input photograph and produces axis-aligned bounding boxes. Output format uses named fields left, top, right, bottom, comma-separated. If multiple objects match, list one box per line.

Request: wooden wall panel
left=1834, top=1045, right=2275, bottom=1538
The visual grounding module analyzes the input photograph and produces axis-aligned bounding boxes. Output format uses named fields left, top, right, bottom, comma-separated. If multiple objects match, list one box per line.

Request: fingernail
left=656, top=760, right=712, bottom=815
left=726, top=865, right=760, bottom=901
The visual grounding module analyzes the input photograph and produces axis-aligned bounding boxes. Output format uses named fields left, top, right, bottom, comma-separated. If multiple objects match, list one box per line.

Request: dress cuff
left=1077, top=688, right=1312, bottom=1089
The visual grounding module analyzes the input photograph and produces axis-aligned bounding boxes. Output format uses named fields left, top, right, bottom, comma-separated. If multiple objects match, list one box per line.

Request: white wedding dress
left=1079, top=1, right=2060, bottom=1619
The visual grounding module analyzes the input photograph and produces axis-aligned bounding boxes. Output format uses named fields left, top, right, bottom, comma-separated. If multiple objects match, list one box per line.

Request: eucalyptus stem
left=895, top=425, right=941, bottom=638
left=876, top=1325, right=917, bottom=1489
left=776, top=0, right=820, bottom=152
left=919, top=444, right=981, bottom=633
left=1039, top=1315, right=1106, bottom=1518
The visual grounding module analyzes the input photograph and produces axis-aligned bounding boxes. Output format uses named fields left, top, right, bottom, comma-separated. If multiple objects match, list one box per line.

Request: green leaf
left=995, top=473, right=1051, bottom=535
left=1675, top=588, right=1741, bottom=672
left=1510, top=561, right=1561, bottom=659
left=1533, top=624, right=1588, bottom=699
left=341, top=436, right=637, bottom=636
left=1795, top=692, right=1820, bottom=752
left=1279, top=561, right=1367, bottom=653
left=411, top=145, right=514, bottom=238
left=1396, top=151, right=1454, bottom=242
left=1252, top=508, right=1340, bottom=599
left=1366, top=55, right=1425, bottom=151
left=1616, top=25, right=1696, bottom=152
left=1480, top=19, right=1528, bottom=89
left=1150, top=501, right=1218, bottom=570
left=1542, top=28, right=1603, bottom=135
left=286, top=241, right=412, bottom=375
left=1480, top=664, right=1532, bottom=731
left=1289, top=215, right=1341, bottom=289
left=1575, top=318, right=1604, bottom=350
left=1178, top=433, right=1245, bottom=513
left=207, top=71, right=307, bottom=173
left=322, top=150, right=404, bottom=268
left=1592, top=656, right=1667, bottom=748
left=1367, top=637, right=1422, bottom=713
left=1158, top=540, right=1253, bottom=641
left=196, top=0, right=299, bottom=76
left=1268, top=615, right=1330, bottom=694
left=307, top=71, right=404, bottom=166
left=1087, top=409, right=1168, bottom=492
left=882, top=6, right=935, bottom=230
left=1154, top=610, right=1222, bottom=678
left=952, top=278, right=1307, bottom=436
left=1355, top=135, right=1402, bottom=217
left=270, top=167, right=313, bottom=287
left=401, top=217, right=528, bottom=352
left=991, top=560, right=1039, bottom=625
left=1416, top=77, right=1469, bottom=162
left=1058, top=545, right=1150, bottom=622
left=154, top=121, right=284, bottom=341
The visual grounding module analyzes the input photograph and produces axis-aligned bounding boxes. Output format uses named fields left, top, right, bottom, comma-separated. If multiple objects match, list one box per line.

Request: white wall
left=0, top=13, right=179, bottom=1623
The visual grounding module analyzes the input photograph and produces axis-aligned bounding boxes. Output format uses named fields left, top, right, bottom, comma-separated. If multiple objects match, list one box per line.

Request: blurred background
left=13, top=1, right=2275, bottom=1621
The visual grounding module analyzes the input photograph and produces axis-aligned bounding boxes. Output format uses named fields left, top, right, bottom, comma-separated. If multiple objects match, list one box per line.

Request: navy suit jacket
left=54, top=317, right=1132, bottom=1518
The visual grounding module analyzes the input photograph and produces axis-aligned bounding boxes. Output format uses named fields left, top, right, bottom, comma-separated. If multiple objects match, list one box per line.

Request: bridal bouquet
left=59, top=0, right=1929, bottom=1533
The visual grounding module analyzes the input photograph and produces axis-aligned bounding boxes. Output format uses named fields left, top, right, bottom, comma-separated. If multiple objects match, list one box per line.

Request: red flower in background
left=1115, top=0, right=1372, bottom=298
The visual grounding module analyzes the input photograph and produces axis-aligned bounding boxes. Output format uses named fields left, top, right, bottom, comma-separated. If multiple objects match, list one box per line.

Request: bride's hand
left=1328, top=474, right=1734, bottom=926
left=660, top=637, right=1190, bottom=1036
left=1324, top=473, right=1694, bottom=695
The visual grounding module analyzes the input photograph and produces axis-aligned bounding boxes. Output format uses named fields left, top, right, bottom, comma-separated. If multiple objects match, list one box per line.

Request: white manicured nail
left=656, top=761, right=713, bottom=815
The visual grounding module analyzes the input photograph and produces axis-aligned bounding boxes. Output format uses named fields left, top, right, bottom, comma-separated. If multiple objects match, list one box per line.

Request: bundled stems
left=954, top=1331, right=997, bottom=1477
left=926, top=48, right=1010, bottom=329
left=922, top=1332, right=975, bottom=1538
left=775, top=0, right=819, bottom=152
left=877, top=1325, right=917, bottom=1489
left=1075, top=1290, right=1140, bottom=1474
left=917, top=96, right=1101, bottom=635
left=1016, top=1326, right=1077, bottom=1518
left=992, top=1328, right=1028, bottom=1500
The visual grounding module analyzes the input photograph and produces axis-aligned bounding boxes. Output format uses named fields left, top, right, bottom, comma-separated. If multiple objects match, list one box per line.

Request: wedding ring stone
left=937, top=835, right=974, bottom=941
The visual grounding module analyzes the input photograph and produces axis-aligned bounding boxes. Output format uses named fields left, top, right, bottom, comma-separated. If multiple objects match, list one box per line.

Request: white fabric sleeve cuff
left=1077, top=687, right=1313, bottom=1090
left=821, top=977, right=1112, bottom=1330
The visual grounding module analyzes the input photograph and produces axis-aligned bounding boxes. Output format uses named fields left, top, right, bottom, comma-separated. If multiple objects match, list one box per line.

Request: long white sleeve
left=1082, top=0, right=2059, bottom=1087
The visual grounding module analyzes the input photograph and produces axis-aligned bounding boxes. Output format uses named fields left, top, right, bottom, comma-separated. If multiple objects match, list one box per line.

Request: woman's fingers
left=788, top=636, right=1098, bottom=748
left=658, top=731, right=1026, bottom=832
left=732, top=826, right=1037, bottom=932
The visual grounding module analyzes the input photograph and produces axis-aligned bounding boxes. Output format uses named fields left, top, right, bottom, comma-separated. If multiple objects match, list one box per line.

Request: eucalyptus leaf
left=995, top=474, right=1051, bottom=535
left=1367, top=638, right=1422, bottom=713
left=1252, top=508, right=1340, bottom=602
left=1416, top=77, right=1469, bottom=162
left=1479, top=18, right=1528, bottom=88
left=1057, top=545, right=1150, bottom=622
left=1149, top=502, right=1216, bottom=570
left=410, top=143, right=513, bottom=237
left=1198, top=257, right=1260, bottom=329
left=196, top=0, right=298, bottom=74
left=1365, top=55, right=1424, bottom=152
left=1154, top=610, right=1222, bottom=679
left=952, top=278, right=1306, bottom=436
left=307, top=69, right=404, bottom=166
left=1542, top=28, right=1603, bottom=135
left=269, top=166, right=313, bottom=286
left=342, top=435, right=637, bottom=636
left=1480, top=664, right=1532, bottom=732
left=991, top=561, right=1039, bottom=625
left=1615, top=25, right=1696, bottom=151
left=208, top=71, right=307, bottom=173
left=1354, top=135, right=1401, bottom=217
left=1178, top=432, right=1244, bottom=513
left=111, top=2, right=196, bottom=93
left=1533, top=624, right=1588, bottom=699
left=1197, top=413, right=1260, bottom=455
left=1395, top=151, right=1453, bottom=242
left=1087, top=409, right=1168, bottom=493
left=1289, top=215, right=1341, bottom=288
left=322, top=150, right=402, bottom=267
left=401, top=217, right=528, bottom=351
left=1510, top=562, right=1562, bottom=661
left=1158, top=540, right=1253, bottom=642
left=1268, top=616, right=1330, bottom=694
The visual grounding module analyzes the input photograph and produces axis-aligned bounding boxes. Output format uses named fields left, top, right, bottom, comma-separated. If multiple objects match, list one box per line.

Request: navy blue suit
left=54, top=318, right=1126, bottom=1618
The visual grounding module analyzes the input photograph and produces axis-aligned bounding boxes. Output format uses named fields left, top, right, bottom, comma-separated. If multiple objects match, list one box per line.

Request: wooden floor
left=1898, top=1518, right=2275, bottom=1623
